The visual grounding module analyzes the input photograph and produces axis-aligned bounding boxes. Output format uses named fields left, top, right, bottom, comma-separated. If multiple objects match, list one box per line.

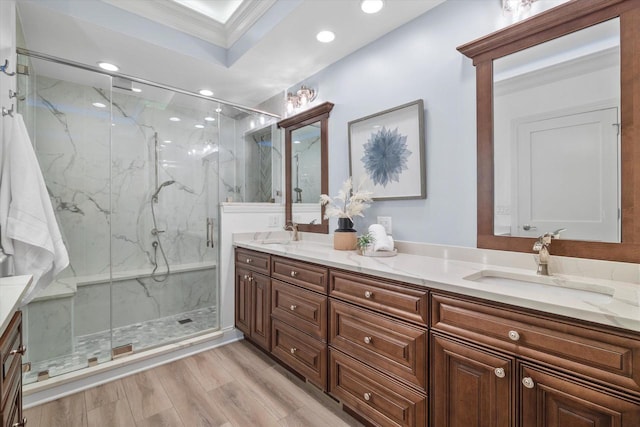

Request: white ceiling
left=16, top=0, right=445, bottom=113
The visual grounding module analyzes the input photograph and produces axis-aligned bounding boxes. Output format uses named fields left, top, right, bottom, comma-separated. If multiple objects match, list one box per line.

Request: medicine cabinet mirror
left=458, top=0, right=640, bottom=262
left=278, top=102, right=334, bottom=234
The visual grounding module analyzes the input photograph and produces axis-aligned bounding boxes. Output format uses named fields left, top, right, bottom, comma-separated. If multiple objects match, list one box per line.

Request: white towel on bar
left=0, top=113, right=69, bottom=304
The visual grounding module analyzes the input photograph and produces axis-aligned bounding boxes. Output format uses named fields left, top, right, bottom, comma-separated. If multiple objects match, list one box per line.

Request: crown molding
left=101, top=0, right=275, bottom=48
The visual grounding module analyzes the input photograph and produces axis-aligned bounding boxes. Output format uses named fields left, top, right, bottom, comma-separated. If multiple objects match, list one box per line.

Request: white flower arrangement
left=319, top=176, right=373, bottom=220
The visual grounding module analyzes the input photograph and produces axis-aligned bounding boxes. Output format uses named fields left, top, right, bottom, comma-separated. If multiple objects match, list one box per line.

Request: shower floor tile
left=23, top=306, right=218, bottom=385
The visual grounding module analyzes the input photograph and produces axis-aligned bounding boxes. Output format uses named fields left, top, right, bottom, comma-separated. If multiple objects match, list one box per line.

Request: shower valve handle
left=151, top=228, right=165, bottom=235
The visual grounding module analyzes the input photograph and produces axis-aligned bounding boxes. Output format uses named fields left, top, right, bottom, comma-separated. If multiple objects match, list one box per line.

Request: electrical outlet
left=377, top=216, right=392, bottom=234
left=268, top=215, right=279, bottom=227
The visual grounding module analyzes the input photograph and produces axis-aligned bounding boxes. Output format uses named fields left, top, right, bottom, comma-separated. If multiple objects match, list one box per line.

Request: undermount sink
left=254, top=239, right=292, bottom=245
left=464, top=269, right=615, bottom=304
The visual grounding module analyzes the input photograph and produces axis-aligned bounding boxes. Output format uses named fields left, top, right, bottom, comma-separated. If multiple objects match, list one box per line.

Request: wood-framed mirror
left=458, top=0, right=640, bottom=262
left=277, top=102, right=334, bottom=234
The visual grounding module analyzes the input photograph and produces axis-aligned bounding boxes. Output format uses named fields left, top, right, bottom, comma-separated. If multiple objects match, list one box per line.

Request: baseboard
left=23, top=327, right=244, bottom=408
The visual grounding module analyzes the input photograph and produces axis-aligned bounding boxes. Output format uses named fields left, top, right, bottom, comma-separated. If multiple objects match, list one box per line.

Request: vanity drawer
left=0, top=311, right=22, bottom=411
left=329, top=349, right=427, bottom=427
left=235, top=248, right=270, bottom=275
left=2, top=373, right=21, bottom=427
left=330, top=300, right=427, bottom=391
left=272, top=257, right=328, bottom=293
left=271, top=319, right=327, bottom=390
left=271, top=279, right=327, bottom=340
left=431, top=293, right=640, bottom=395
left=329, top=271, right=428, bottom=326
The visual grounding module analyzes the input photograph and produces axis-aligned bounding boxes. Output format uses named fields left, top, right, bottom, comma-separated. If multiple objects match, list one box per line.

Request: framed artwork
left=348, top=100, right=426, bottom=200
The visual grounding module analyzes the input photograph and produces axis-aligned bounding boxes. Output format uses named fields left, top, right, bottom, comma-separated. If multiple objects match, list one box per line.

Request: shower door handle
left=206, top=218, right=211, bottom=247
left=206, top=218, right=214, bottom=248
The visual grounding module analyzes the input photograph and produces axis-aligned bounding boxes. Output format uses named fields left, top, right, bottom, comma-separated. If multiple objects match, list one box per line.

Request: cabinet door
left=235, top=267, right=252, bottom=336
left=250, top=273, right=271, bottom=351
left=431, top=333, right=514, bottom=427
left=520, top=364, right=640, bottom=427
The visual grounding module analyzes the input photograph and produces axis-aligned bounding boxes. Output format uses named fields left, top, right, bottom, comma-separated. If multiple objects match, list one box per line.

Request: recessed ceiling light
left=164, top=140, right=172, bottom=143
left=215, top=107, right=222, bottom=113
left=293, top=140, right=301, bottom=144
left=316, top=30, right=335, bottom=43
left=169, top=117, right=181, bottom=122
left=98, top=62, right=119, bottom=72
left=199, top=89, right=214, bottom=96
left=361, top=0, right=384, bottom=14
left=92, top=102, right=106, bottom=108
left=195, top=124, right=205, bottom=129
left=204, top=116, right=216, bottom=122
left=131, top=87, right=142, bottom=93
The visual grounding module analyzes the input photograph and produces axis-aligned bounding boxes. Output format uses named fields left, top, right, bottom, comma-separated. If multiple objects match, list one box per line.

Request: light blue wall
left=289, top=1, right=542, bottom=247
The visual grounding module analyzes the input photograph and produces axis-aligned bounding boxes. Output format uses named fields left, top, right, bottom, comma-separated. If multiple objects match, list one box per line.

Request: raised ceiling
left=16, top=0, right=445, bottom=110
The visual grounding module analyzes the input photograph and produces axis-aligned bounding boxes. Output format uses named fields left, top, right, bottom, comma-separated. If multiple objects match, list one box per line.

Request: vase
left=334, top=217, right=357, bottom=250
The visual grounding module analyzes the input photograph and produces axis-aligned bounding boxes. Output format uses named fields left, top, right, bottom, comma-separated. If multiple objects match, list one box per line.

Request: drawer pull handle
left=363, top=336, right=372, bottom=344
left=290, top=271, right=298, bottom=277
left=494, top=368, right=505, bottom=378
left=363, top=392, right=372, bottom=401
left=246, top=258, right=252, bottom=263
left=522, top=377, right=535, bottom=389
left=290, top=347, right=297, bottom=354
left=10, top=345, right=26, bottom=356
left=13, top=418, right=27, bottom=427
left=290, top=305, right=297, bottom=311
left=508, top=330, right=520, bottom=341
left=364, top=291, right=373, bottom=299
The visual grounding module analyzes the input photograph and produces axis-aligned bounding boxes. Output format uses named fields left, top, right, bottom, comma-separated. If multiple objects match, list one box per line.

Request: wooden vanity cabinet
left=270, top=256, right=329, bottom=389
left=431, top=333, right=514, bottom=427
left=1, top=311, right=26, bottom=427
left=235, top=249, right=271, bottom=351
left=329, top=270, right=428, bottom=427
left=431, top=292, right=640, bottom=427
left=519, top=363, right=640, bottom=427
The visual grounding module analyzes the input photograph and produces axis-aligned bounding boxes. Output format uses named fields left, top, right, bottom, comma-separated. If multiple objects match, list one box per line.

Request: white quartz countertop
left=0, top=275, right=31, bottom=334
left=234, top=238, right=640, bottom=333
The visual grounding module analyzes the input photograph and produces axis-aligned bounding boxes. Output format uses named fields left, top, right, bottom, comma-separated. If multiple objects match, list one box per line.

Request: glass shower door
left=17, top=55, right=114, bottom=384
left=108, top=84, right=219, bottom=354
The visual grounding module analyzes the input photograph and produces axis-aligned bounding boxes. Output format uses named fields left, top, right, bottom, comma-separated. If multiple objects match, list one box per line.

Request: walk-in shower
left=15, top=49, right=278, bottom=385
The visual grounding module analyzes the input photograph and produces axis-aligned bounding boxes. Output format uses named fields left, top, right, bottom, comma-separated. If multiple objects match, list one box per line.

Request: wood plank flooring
left=24, top=340, right=365, bottom=427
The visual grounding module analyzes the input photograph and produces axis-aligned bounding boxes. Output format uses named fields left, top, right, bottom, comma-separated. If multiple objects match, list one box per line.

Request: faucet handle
left=532, top=241, right=544, bottom=251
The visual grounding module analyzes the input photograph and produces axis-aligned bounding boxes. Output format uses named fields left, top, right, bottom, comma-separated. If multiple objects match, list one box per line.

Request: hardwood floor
left=24, top=340, right=365, bottom=427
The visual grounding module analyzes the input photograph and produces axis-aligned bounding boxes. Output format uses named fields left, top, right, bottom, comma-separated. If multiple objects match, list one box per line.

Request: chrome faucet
left=533, top=228, right=566, bottom=275
left=284, top=222, right=299, bottom=241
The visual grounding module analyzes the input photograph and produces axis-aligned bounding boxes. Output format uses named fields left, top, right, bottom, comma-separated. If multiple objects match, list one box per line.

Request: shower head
left=152, top=180, right=175, bottom=201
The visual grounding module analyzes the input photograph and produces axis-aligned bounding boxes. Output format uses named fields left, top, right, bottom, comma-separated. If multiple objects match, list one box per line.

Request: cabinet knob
left=290, top=270, right=298, bottom=277
left=10, top=345, right=26, bottom=356
left=364, top=291, right=373, bottom=299
left=363, top=392, right=372, bottom=401
left=246, top=258, right=252, bottom=263
left=494, top=368, right=505, bottom=378
left=522, top=377, right=535, bottom=389
left=290, top=305, right=297, bottom=311
left=508, top=330, right=520, bottom=341
left=243, top=274, right=249, bottom=280
left=12, top=418, right=27, bottom=427
left=290, top=347, right=297, bottom=354
left=363, top=336, right=372, bottom=344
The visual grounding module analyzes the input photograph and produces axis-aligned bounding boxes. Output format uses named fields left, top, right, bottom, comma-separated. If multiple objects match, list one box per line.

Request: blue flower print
left=361, top=126, right=411, bottom=187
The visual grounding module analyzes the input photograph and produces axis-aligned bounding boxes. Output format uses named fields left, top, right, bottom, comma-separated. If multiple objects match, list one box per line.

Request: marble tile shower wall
left=20, top=74, right=230, bottom=363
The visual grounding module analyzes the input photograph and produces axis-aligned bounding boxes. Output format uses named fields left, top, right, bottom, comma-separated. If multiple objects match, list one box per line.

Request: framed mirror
left=277, top=102, right=334, bottom=233
left=458, top=0, right=640, bottom=262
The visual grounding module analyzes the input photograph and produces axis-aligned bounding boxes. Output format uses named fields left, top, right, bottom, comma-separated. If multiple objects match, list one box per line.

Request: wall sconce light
left=502, top=0, right=536, bottom=18
left=286, top=85, right=317, bottom=113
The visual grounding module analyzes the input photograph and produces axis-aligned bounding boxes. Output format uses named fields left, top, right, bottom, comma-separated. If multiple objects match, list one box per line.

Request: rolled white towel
left=368, top=224, right=394, bottom=251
